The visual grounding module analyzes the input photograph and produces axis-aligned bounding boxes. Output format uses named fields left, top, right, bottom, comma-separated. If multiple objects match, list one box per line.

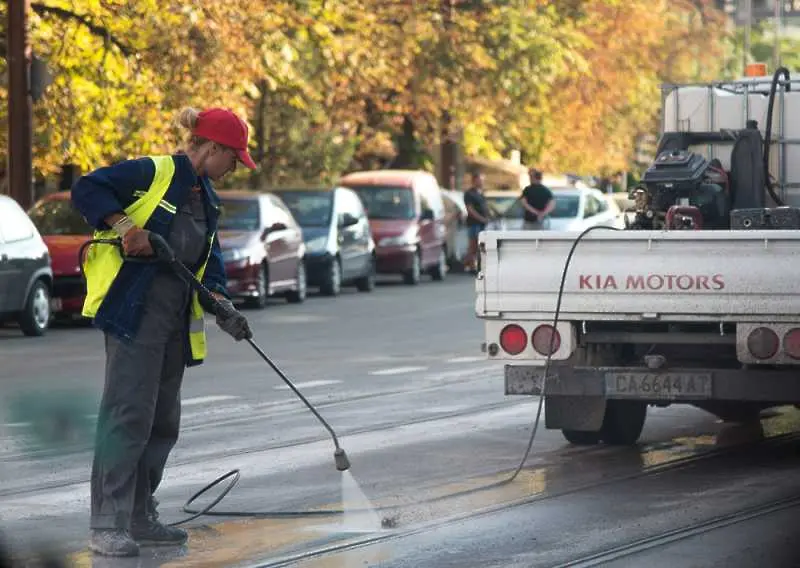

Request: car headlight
left=379, top=227, right=417, bottom=247
left=305, top=236, right=328, bottom=253
left=222, top=244, right=261, bottom=264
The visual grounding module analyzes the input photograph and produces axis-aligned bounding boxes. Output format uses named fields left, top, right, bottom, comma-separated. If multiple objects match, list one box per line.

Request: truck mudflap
left=505, top=364, right=800, bottom=403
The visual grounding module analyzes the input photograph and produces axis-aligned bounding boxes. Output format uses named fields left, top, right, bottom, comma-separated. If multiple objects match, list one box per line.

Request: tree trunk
left=250, top=80, right=268, bottom=190
left=393, top=114, right=417, bottom=169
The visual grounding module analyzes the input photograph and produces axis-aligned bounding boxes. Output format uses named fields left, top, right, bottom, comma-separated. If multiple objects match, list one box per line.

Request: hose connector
left=334, top=448, right=350, bottom=471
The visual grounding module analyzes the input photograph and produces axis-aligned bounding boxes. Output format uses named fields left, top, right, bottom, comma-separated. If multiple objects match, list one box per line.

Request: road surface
left=1, top=274, right=798, bottom=567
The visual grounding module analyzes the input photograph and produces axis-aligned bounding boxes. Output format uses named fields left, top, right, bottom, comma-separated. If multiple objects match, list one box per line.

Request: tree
left=1, top=0, right=735, bottom=189
left=536, top=0, right=730, bottom=174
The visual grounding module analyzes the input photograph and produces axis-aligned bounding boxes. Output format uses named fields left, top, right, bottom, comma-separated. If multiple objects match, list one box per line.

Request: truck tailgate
left=476, top=229, right=800, bottom=321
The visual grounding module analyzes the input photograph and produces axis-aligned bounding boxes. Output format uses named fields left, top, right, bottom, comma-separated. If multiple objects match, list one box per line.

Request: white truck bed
left=477, top=229, right=800, bottom=322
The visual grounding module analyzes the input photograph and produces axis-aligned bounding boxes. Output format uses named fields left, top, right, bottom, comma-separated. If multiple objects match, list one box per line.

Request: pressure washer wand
left=242, top=337, right=349, bottom=471
left=146, top=232, right=350, bottom=472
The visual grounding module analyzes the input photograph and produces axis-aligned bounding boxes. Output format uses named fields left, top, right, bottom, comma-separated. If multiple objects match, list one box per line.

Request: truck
left=476, top=64, right=800, bottom=445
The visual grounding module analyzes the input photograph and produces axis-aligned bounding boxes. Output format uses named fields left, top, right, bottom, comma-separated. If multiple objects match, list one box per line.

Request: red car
left=217, top=191, right=307, bottom=308
left=27, top=191, right=93, bottom=321
left=339, top=170, right=448, bottom=285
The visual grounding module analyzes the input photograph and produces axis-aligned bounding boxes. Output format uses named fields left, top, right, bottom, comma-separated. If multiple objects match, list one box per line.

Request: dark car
left=217, top=191, right=307, bottom=309
left=28, top=191, right=94, bottom=321
left=271, top=187, right=376, bottom=296
left=339, top=170, right=448, bottom=285
left=0, top=194, right=53, bottom=336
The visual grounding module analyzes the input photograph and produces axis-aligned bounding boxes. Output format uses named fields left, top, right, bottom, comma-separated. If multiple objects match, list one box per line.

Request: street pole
left=439, top=0, right=457, bottom=190
left=774, top=0, right=782, bottom=69
left=7, top=0, right=34, bottom=210
left=743, top=0, right=751, bottom=71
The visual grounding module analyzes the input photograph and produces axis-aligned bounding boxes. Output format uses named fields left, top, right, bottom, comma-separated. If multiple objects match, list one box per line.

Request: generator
left=627, top=66, right=800, bottom=232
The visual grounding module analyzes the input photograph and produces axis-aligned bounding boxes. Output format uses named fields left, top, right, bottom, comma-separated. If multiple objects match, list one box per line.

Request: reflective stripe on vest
left=81, top=155, right=213, bottom=363
left=187, top=233, right=215, bottom=365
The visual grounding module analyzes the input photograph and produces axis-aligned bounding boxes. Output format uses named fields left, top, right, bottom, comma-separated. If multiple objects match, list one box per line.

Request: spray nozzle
left=334, top=448, right=350, bottom=471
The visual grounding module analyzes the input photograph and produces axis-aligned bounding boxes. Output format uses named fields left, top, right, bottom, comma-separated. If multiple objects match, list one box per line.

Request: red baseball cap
left=192, top=108, right=257, bottom=170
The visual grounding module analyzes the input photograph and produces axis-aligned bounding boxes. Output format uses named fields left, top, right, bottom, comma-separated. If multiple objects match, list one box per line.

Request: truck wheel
left=600, top=400, right=647, bottom=445
left=562, top=429, right=601, bottom=445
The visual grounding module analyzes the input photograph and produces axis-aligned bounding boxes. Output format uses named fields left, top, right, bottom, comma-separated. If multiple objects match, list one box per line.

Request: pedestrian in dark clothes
left=463, top=169, right=491, bottom=273
left=71, top=107, right=254, bottom=557
left=519, top=168, right=554, bottom=230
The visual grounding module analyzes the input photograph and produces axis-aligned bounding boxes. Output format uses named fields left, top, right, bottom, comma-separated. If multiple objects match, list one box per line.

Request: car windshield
left=273, top=191, right=333, bottom=227
left=485, top=195, right=524, bottom=219
left=218, top=198, right=260, bottom=231
left=551, top=194, right=581, bottom=218
left=486, top=192, right=581, bottom=219
left=28, top=198, right=93, bottom=235
left=347, top=186, right=415, bottom=220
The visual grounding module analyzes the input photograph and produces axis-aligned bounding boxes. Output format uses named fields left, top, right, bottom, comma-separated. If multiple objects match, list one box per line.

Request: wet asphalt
left=1, top=272, right=798, bottom=567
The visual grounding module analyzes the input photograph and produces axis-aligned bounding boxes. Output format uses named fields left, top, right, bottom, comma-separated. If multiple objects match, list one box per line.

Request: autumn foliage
left=0, top=0, right=732, bottom=186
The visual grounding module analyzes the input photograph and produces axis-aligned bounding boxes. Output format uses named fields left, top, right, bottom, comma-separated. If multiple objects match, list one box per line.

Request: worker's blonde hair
left=177, top=107, right=211, bottom=149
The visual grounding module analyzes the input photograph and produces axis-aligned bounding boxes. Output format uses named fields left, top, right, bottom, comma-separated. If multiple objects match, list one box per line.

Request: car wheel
left=403, top=250, right=421, bottom=285
left=19, top=279, right=51, bottom=337
left=245, top=263, right=269, bottom=310
left=430, top=247, right=447, bottom=281
left=320, top=257, right=342, bottom=296
left=355, top=256, right=376, bottom=292
left=286, top=261, right=307, bottom=304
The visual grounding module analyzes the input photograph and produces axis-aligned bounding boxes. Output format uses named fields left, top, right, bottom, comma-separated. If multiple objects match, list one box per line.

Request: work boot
left=131, top=500, right=188, bottom=547
left=131, top=517, right=188, bottom=546
left=89, top=529, right=140, bottom=557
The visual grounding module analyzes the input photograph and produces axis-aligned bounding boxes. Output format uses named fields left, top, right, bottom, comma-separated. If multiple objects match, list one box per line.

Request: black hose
left=764, top=66, right=790, bottom=207
left=167, top=225, right=622, bottom=527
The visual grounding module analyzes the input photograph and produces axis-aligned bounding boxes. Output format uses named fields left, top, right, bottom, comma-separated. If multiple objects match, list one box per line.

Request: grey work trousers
left=90, top=273, right=190, bottom=530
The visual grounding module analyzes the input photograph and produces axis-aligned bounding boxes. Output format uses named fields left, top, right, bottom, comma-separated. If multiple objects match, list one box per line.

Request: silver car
left=484, top=186, right=626, bottom=231
left=0, top=195, right=53, bottom=336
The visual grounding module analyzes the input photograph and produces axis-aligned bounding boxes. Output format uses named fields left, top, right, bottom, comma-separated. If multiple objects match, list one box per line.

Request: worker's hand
left=122, top=227, right=154, bottom=256
left=215, top=298, right=253, bottom=341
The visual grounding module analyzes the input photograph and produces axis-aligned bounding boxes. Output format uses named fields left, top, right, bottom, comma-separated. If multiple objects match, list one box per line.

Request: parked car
left=28, top=191, right=94, bottom=322
left=485, top=186, right=626, bottom=231
left=338, top=170, right=448, bottom=285
left=271, top=187, right=376, bottom=296
left=217, top=191, right=307, bottom=308
left=0, top=194, right=53, bottom=336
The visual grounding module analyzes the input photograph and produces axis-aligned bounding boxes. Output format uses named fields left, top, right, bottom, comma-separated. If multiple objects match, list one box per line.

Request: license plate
left=605, top=372, right=712, bottom=400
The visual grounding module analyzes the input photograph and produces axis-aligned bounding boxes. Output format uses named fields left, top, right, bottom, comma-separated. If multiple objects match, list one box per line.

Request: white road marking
left=445, top=356, right=485, bottom=364
left=274, top=380, right=342, bottom=390
left=181, top=395, right=239, bottom=407
left=369, top=366, right=428, bottom=376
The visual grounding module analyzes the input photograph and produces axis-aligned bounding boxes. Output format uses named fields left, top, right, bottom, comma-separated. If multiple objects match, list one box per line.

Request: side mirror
left=261, top=222, right=287, bottom=240
left=420, top=209, right=434, bottom=221
left=340, top=213, right=359, bottom=227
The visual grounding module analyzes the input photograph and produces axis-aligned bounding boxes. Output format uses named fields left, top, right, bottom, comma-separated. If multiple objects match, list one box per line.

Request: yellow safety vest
left=81, top=155, right=214, bottom=364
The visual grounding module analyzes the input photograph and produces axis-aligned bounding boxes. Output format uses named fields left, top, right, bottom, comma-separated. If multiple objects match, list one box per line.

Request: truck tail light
left=532, top=324, right=561, bottom=356
left=499, top=324, right=527, bottom=355
left=747, top=327, right=779, bottom=360
left=783, top=328, right=800, bottom=360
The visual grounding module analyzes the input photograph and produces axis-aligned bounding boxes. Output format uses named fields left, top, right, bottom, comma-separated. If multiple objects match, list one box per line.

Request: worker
left=71, top=107, right=255, bottom=557
left=519, top=168, right=555, bottom=229
left=462, top=168, right=491, bottom=273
